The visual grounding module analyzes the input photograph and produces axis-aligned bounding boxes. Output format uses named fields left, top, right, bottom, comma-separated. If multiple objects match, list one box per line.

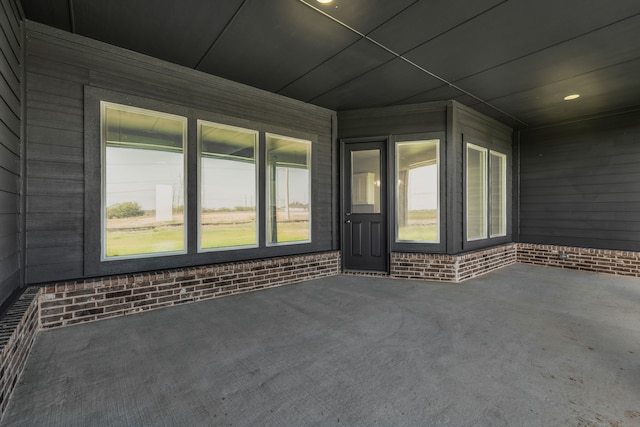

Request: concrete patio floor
left=2, top=264, right=640, bottom=426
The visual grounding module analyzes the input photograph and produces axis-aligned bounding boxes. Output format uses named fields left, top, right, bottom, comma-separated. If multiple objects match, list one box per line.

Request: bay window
left=466, top=142, right=507, bottom=242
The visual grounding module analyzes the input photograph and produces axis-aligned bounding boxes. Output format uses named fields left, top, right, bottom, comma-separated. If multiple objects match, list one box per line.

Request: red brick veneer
left=517, top=243, right=640, bottom=278
left=391, top=244, right=518, bottom=283
left=2, top=243, right=640, bottom=419
left=39, top=252, right=341, bottom=329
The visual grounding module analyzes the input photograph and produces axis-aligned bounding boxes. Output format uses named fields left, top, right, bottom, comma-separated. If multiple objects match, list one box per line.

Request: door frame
left=340, top=136, right=391, bottom=273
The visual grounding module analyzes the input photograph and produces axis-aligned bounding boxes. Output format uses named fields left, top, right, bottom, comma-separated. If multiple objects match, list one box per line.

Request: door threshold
left=342, top=269, right=390, bottom=277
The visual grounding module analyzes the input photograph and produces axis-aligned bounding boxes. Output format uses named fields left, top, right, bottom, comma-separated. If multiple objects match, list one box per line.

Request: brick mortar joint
left=40, top=251, right=341, bottom=291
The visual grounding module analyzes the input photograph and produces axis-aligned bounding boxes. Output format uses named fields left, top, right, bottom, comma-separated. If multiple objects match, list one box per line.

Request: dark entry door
left=342, top=141, right=388, bottom=272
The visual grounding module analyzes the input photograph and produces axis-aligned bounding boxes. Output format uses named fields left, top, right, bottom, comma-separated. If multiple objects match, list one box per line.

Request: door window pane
left=490, top=151, right=507, bottom=237
left=266, top=134, right=311, bottom=244
left=199, top=121, right=258, bottom=250
left=103, top=103, right=186, bottom=258
left=396, top=140, right=439, bottom=242
left=351, top=150, right=381, bottom=214
left=466, top=144, right=487, bottom=241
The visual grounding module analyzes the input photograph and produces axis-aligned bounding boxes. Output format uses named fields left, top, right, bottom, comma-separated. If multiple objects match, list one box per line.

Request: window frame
left=265, top=132, right=312, bottom=247
left=85, top=88, right=323, bottom=278
left=197, top=120, right=259, bottom=252
left=489, top=150, right=507, bottom=238
left=465, top=143, right=488, bottom=242
left=464, top=141, right=509, bottom=245
left=390, top=132, right=446, bottom=254
left=100, top=101, right=189, bottom=261
left=394, top=139, right=440, bottom=244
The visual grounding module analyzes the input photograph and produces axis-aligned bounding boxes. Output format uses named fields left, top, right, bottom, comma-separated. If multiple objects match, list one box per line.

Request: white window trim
left=395, top=139, right=440, bottom=244
left=100, top=101, right=188, bottom=261
left=466, top=143, right=488, bottom=242
left=489, top=150, right=508, bottom=238
left=265, top=132, right=312, bottom=246
left=197, top=120, right=259, bottom=252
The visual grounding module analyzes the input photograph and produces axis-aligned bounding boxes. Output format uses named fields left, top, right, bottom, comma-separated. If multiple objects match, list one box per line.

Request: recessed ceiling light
left=316, top=0, right=333, bottom=3
left=564, top=94, right=580, bottom=101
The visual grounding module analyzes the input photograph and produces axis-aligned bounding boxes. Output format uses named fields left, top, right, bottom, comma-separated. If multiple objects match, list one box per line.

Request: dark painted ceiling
left=20, top=0, right=640, bottom=129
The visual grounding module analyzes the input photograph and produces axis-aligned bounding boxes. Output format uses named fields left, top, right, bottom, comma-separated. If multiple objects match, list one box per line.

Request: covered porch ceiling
left=20, top=0, right=640, bottom=129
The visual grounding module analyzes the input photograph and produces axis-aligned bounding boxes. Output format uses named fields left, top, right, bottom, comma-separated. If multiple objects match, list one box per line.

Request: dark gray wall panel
left=0, top=0, right=23, bottom=306
left=454, top=103, right=513, bottom=253
left=338, top=102, right=449, bottom=254
left=519, top=108, right=640, bottom=251
left=0, top=142, right=19, bottom=173
left=337, top=101, right=514, bottom=256
left=338, top=102, right=447, bottom=139
left=25, top=21, right=337, bottom=284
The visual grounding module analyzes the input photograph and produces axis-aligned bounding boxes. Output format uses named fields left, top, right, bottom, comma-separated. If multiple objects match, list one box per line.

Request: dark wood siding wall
left=519, top=108, right=640, bottom=251
left=338, top=102, right=448, bottom=254
left=338, top=101, right=513, bottom=256
left=454, top=103, right=513, bottom=253
left=24, top=21, right=337, bottom=284
left=338, top=102, right=448, bottom=139
left=0, top=0, right=23, bottom=306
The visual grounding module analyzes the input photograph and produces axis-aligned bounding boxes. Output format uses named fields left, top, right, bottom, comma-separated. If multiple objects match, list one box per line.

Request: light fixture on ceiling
left=316, top=0, right=333, bottom=3
left=563, top=94, right=580, bottom=101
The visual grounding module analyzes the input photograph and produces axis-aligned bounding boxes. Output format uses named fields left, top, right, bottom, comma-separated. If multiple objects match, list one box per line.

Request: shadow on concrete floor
left=3, top=264, right=640, bottom=426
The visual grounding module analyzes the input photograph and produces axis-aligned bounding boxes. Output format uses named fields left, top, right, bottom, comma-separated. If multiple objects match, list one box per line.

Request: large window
left=466, top=144, right=488, bottom=241
left=466, top=143, right=507, bottom=242
left=490, top=151, right=507, bottom=237
left=98, top=99, right=314, bottom=265
left=199, top=121, right=258, bottom=250
left=396, top=139, right=439, bottom=243
left=266, top=134, right=311, bottom=245
left=102, top=102, right=187, bottom=259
